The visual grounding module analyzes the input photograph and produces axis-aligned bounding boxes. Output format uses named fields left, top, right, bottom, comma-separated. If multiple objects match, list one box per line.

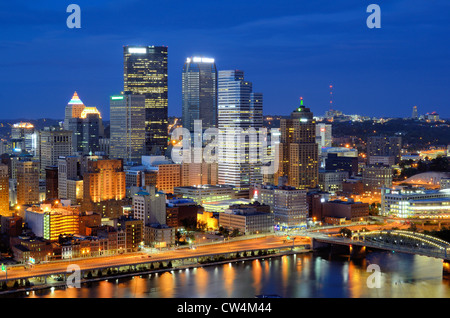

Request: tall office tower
left=0, top=164, right=9, bottom=214
left=64, top=92, right=85, bottom=131
left=182, top=57, right=218, bottom=132
left=412, top=106, right=418, bottom=119
left=58, top=156, right=83, bottom=204
left=367, top=136, right=402, bottom=165
left=124, top=46, right=168, bottom=155
left=110, top=93, right=146, bottom=164
left=11, top=122, right=35, bottom=154
left=82, top=158, right=126, bottom=219
left=362, top=164, right=393, bottom=196
left=45, top=166, right=58, bottom=200
left=38, top=127, right=73, bottom=179
left=65, top=92, right=102, bottom=155
left=217, top=70, right=263, bottom=191
left=16, top=160, right=40, bottom=206
left=316, top=123, right=332, bottom=150
left=277, top=98, right=319, bottom=189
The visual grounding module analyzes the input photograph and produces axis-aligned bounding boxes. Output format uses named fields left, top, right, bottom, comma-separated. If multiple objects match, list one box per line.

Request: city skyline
left=0, top=0, right=449, bottom=120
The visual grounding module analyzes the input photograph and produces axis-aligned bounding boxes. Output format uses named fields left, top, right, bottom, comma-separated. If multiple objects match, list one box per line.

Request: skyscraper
left=64, top=92, right=85, bottom=131
left=182, top=57, right=218, bottom=132
left=277, top=98, right=319, bottom=189
left=217, top=70, right=263, bottom=191
left=82, top=158, right=126, bottom=219
left=367, top=135, right=402, bottom=164
left=64, top=92, right=102, bottom=155
left=0, top=164, right=9, bottom=214
left=124, top=46, right=168, bottom=155
left=16, top=160, right=40, bottom=206
left=412, top=106, right=418, bottom=119
left=38, top=127, right=73, bottom=179
left=110, top=93, right=146, bottom=164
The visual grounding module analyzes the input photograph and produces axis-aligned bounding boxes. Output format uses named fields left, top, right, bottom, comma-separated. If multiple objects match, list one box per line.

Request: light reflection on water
left=25, top=251, right=450, bottom=298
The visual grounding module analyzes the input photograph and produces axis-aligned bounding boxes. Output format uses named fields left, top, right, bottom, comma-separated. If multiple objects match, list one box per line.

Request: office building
left=132, top=186, right=166, bottom=225
left=25, top=203, right=80, bottom=241
left=166, top=198, right=202, bottom=229
left=124, top=46, right=168, bottom=155
left=325, top=153, right=358, bottom=176
left=110, top=93, right=146, bottom=164
left=45, top=166, right=59, bottom=200
left=38, top=127, right=72, bottom=179
left=16, top=160, right=40, bottom=206
left=252, top=183, right=308, bottom=228
left=412, top=106, right=418, bottom=119
left=64, top=91, right=86, bottom=131
left=316, top=123, right=332, bottom=154
left=219, top=203, right=274, bottom=235
left=318, top=170, right=349, bottom=193
left=322, top=200, right=369, bottom=223
left=182, top=57, right=218, bottom=132
left=218, top=70, right=263, bottom=190
left=82, top=158, right=126, bottom=219
left=367, top=136, right=402, bottom=164
left=174, top=184, right=236, bottom=205
left=276, top=98, right=319, bottom=189
left=0, top=164, right=9, bottom=214
left=362, top=164, right=393, bottom=196
left=11, top=122, right=35, bottom=154
left=381, top=186, right=450, bottom=218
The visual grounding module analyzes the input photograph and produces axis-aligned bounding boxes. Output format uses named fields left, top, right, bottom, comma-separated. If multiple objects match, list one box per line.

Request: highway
left=2, top=235, right=311, bottom=281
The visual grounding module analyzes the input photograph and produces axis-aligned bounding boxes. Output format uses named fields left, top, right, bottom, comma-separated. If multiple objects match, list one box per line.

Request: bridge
left=311, top=230, right=450, bottom=260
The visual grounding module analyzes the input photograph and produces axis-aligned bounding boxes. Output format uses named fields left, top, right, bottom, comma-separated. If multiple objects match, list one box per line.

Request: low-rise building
left=322, top=199, right=369, bottom=223
left=144, top=223, right=175, bottom=248
left=219, top=204, right=274, bottom=235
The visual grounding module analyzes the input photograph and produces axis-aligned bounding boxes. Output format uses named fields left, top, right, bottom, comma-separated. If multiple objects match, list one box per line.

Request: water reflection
left=21, top=251, right=450, bottom=298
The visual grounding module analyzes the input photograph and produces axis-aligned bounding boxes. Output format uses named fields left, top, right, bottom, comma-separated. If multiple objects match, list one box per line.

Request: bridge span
left=311, top=230, right=450, bottom=260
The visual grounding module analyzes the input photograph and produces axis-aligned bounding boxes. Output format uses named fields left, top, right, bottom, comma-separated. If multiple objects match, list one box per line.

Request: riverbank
left=0, top=248, right=311, bottom=296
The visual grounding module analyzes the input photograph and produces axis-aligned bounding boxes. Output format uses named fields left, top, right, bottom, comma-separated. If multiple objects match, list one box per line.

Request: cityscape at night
left=0, top=0, right=450, bottom=308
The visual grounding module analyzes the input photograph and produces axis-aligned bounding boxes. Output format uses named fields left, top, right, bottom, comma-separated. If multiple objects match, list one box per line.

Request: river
left=23, top=251, right=450, bottom=298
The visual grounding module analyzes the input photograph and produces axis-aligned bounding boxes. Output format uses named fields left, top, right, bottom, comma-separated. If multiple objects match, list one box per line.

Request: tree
left=175, top=231, right=182, bottom=243
left=167, top=261, right=173, bottom=268
left=230, top=229, right=240, bottom=237
left=339, top=228, right=352, bottom=238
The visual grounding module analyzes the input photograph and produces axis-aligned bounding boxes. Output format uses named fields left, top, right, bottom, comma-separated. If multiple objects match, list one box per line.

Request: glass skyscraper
left=124, top=46, right=168, bottom=155
left=182, top=57, right=218, bottom=132
left=217, top=70, right=263, bottom=191
left=110, top=92, right=146, bottom=164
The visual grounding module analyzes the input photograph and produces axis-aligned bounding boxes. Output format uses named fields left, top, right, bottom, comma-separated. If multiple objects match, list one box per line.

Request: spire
left=68, top=91, right=84, bottom=105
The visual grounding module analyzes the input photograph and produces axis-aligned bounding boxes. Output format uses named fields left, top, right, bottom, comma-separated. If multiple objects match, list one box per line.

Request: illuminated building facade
left=82, top=158, right=126, bottom=219
left=110, top=93, right=146, bottom=164
left=124, top=46, right=168, bottom=155
left=11, top=122, right=35, bottom=154
left=16, top=160, right=40, bottom=206
left=217, top=70, right=263, bottom=190
left=25, top=203, right=80, bottom=241
left=174, top=185, right=236, bottom=205
left=362, top=164, right=393, bottom=196
left=0, top=164, right=9, bottom=214
left=252, top=183, right=308, bottom=227
left=381, top=187, right=450, bottom=218
left=277, top=99, right=319, bottom=189
left=182, top=57, right=218, bottom=132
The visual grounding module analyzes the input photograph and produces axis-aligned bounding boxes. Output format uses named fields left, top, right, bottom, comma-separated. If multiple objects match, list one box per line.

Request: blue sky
left=0, top=0, right=449, bottom=120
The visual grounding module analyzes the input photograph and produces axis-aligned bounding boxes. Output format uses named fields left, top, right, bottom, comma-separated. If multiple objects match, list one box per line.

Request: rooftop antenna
left=329, top=84, right=333, bottom=111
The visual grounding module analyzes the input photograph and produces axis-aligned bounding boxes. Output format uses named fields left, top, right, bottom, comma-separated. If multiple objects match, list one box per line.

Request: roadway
left=2, top=235, right=311, bottom=281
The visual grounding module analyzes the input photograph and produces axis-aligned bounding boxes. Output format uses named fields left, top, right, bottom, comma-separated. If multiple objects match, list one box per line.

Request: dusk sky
left=0, top=0, right=449, bottom=120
